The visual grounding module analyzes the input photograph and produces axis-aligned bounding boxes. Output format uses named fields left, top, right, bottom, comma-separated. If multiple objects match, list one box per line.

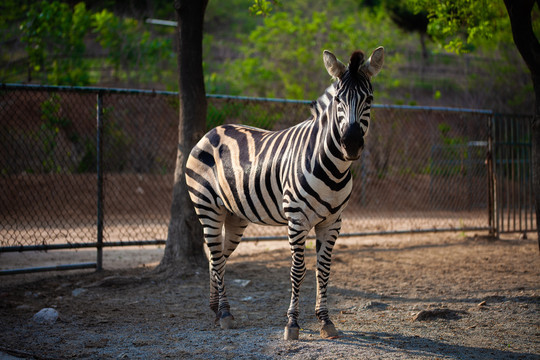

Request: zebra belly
left=215, top=164, right=288, bottom=226
left=281, top=179, right=353, bottom=230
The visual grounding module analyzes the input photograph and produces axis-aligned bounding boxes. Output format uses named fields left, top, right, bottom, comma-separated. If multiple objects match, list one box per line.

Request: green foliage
left=76, top=139, right=97, bottom=173
left=405, top=0, right=510, bottom=53
left=249, top=0, right=282, bottom=16
left=76, top=107, right=132, bottom=173
left=102, top=117, right=132, bottom=172
left=207, top=102, right=242, bottom=129
left=438, top=123, right=466, bottom=146
left=17, top=1, right=176, bottom=88
left=91, top=9, right=175, bottom=86
left=242, top=104, right=282, bottom=129
left=20, top=1, right=92, bottom=85
left=5, top=0, right=534, bottom=111
left=0, top=1, right=30, bottom=82
left=34, top=93, right=132, bottom=173
left=207, top=101, right=281, bottom=130
left=225, top=1, right=409, bottom=100
left=38, top=94, right=76, bottom=172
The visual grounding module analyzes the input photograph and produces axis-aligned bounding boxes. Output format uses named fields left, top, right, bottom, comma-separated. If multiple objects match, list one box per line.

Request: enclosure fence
left=0, top=84, right=535, bottom=274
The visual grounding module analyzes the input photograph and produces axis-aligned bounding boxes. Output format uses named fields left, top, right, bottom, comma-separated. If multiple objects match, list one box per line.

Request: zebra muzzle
left=340, top=122, right=364, bottom=160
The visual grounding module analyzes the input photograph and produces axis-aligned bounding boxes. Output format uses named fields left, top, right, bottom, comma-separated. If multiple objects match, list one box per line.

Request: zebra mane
left=309, top=84, right=337, bottom=119
left=348, top=50, right=365, bottom=73
left=348, top=50, right=372, bottom=84
left=309, top=100, right=318, bottom=119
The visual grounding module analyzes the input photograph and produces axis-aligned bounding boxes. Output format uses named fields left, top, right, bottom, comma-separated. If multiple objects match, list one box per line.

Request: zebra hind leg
left=199, top=214, right=234, bottom=329
left=284, top=223, right=308, bottom=340
left=315, top=222, right=341, bottom=339
left=209, top=240, right=235, bottom=329
left=216, top=215, right=249, bottom=329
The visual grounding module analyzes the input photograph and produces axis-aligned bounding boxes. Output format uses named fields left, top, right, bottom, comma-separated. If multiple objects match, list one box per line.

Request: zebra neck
left=325, top=105, right=352, bottom=175
left=306, top=100, right=352, bottom=182
left=309, top=85, right=335, bottom=119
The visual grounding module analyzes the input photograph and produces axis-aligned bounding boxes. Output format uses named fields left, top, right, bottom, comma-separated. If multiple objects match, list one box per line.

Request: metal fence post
left=96, top=91, right=104, bottom=271
left=487, top=113, right=497, bottom=237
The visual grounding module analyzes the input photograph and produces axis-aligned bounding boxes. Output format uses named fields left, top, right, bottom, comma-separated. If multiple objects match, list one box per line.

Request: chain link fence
left=1, top=84, right=532, bottom=266
left=343, top=105, right=491, bottom=235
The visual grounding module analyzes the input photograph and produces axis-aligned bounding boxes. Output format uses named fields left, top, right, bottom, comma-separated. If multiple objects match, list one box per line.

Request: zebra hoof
left=320, top=321, right=339, bottom=339
left=219, top=315, right=236, bottom=329
left=284, top=325, right=300, bottom=340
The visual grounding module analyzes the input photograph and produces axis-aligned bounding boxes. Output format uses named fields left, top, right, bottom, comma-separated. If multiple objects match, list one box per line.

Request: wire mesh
left=340, top=106, right=491, bottom=235
left=1, top=89, right=98, bottom=247
left=98, top=92, right=178, bottom=244
left=1, top=84, right=532, bottom=252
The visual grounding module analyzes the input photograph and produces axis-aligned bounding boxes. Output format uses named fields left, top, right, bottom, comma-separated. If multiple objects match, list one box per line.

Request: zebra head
left=323, top=47, right=384, bottom=161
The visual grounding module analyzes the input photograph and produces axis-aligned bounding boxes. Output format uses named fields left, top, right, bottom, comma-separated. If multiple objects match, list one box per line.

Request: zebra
left=185, top=47, right=384, bottom=340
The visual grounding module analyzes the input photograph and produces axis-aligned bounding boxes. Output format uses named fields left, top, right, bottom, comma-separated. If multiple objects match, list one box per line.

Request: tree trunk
left=157, top=0, right=209, bottom=272
left=503, top=0, right=540, bottom=249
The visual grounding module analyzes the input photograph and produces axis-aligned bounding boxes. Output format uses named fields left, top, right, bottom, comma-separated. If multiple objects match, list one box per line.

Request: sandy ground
left=0, top=232, right=539, bottom=359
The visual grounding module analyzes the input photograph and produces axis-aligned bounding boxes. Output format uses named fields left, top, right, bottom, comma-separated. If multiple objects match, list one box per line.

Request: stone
left=72, top=288, right=87, bottom=297
left=33, top=308, right=59, bottom=325
left=363, top=301, right=389, bottom=310
left=231, top=279, right=251, bottom=287
left=412, top=308, right=466, bottom=321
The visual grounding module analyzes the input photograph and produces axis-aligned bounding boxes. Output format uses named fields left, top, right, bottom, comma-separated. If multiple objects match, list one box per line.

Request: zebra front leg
left=284, top=223, right=308, bottom=340
left=314, top=222, right=341, bottom=339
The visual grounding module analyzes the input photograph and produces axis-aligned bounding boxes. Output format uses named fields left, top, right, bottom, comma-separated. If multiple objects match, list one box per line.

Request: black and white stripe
left=186, top=47, right=384, bottom=340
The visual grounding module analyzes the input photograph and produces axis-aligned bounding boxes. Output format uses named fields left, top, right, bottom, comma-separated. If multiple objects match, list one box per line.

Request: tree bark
left=503, top=0, right=540, bottom=249
left=157, top=0, right=209, bottom=272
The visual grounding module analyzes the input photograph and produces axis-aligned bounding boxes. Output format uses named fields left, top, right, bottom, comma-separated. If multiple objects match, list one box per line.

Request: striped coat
left=186, top=47, right=384, bottom=340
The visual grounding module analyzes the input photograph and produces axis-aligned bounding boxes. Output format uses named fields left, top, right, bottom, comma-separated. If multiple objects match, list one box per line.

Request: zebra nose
left=341, top=123, right=364, bottom=159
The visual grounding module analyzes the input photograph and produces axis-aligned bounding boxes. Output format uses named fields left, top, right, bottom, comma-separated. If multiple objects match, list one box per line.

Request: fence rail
left=0, top=84, right=535, bottom=274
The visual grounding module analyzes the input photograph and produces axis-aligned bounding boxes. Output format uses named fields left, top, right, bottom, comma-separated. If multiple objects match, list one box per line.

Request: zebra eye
left=365, top=95, right=374, bottom=106
left=334, top=96, right=342, bottom=104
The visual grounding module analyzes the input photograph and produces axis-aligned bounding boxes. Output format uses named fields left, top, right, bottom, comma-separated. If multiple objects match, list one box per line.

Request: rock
left=72, top=288, right=87, bottom=297
left=231, top=279, right=251, bottom=287
left=24, top=291, right=40, bottom=298
left=33, top=308, right=59, bottom=325
left=363, top=301, right=388, bottom=310
left=413, top=308, right=466, bottom=321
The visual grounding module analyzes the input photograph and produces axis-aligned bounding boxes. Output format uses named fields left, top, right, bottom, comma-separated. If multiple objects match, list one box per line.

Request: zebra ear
left=361, top=46, right=384, bottom=78
left=323, top=50, right=347, bottom=79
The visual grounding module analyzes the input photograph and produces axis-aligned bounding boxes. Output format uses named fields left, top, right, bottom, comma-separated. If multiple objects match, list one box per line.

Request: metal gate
left=490, top=114, right=536, bottom=235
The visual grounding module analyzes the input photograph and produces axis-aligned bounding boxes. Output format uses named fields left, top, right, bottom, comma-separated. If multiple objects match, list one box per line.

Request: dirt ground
left=0, top=232, right=539, bottom=359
